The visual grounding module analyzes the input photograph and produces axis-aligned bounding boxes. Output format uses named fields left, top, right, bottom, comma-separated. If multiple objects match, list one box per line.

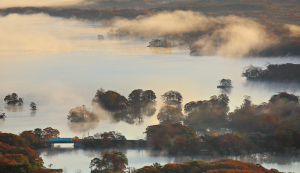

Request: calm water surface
left=1, top=14, right=300, bottom=172
left=37, top=145, right=300, bottom=173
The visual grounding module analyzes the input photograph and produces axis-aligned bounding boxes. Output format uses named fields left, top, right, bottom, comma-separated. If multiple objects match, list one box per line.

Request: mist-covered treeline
left=242, top=63, right=300, bottom=81
left=91, top=88, right=156, bottom=124
left=1, top=1, right=300, bottom=57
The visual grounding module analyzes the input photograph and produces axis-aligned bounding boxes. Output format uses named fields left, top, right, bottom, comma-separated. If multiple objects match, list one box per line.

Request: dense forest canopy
left=0, top=132, right=56, bottom=173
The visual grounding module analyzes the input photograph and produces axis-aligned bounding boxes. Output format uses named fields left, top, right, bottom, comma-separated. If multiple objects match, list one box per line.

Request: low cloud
left=285, top=24, right=300, bottom=37
left=111, top=11, right=272, bottom=57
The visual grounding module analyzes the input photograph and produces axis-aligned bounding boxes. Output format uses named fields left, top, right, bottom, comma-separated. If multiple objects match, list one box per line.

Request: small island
left=4, top=93, right=23, bottom=105
left=147, top=39, right=173, bottom=48
left=0, top=112, right=5, bottom=118
left=242, top=63, right=300, bottom=81
left=97, top=35, right=104, bottom=40
left=217, top=79, right=233, bottom=88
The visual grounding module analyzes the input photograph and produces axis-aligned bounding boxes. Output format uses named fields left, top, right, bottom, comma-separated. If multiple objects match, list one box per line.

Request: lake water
left=36, top=145, right=300, bottom=173
left=1, top=13, right=300, bottom=173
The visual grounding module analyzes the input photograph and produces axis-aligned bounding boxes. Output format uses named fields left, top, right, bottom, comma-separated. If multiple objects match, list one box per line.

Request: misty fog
left=1, top=6, right=300, bottom=173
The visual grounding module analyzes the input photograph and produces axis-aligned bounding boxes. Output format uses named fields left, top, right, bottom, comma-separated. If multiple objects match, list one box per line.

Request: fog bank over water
left=0, top=13, right=187, bottom=57
left=1, top=14, right=300, bottom=139
left=112, top=11, right=271, bottom=57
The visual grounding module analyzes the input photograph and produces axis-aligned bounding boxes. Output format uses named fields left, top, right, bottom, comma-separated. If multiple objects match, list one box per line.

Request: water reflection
left=219, top=88, right=232, bottom=95
left=37, top=148, right=300, bottom=173
left=244, top=80, right=300, bottom=93
left=0, top=118, right=5, bottom=126
left=68, top=122, right=99, bottom=135
left=110, top=108, right=156, bottom=125
left=149, top=47, right=172, bottom=54
left=4, top=105, right=23, bottom=112
left=30, top=110, right=37, bottom=117
left=36, top=148, right=79, bottom=158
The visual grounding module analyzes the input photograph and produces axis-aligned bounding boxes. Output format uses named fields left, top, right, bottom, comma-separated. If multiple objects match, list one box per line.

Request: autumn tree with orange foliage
left=135, top=159, right=279, bottom=173
left=0, top=132, right=44, bottom=173
left=184, top=94, right=230, bottom=131
left=144, top=123, right=201, bottom=153
left=67, top=105, right=99, bottom=122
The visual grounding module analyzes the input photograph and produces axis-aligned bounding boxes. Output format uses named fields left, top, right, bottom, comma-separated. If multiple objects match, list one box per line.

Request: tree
left=42, top=127, right=60, bottom=139
left=219, top=79, right=232, bottom=88
left=184, top=94, right=229, bottom=131
left=33, top=128, right=42, bottom=138
left=93, top=88, right=156, bottom=125
left=67, top=105, right=99, bottom=122
left=161, top=90, right=183, bottom=110
left=30, top=102, right=37, bottom=110
left=93, top=131, right=127, bottom=147
left=4, top=93, right=23, bottom=105
left=128, top=89, right=157, bottom=116
left=92, top=89, right=128, bottom=111
left=89, top=150, right=128, bottom=172
left=72, top=136, right=79, bottom=142
left=145, top=123, right=197, bottom=151
left=269, top=92, right=299, bottom=104
left=20, top=131, right=39, bottom=147
left=241, top=95, right=252, bottom=108
left=148, top=39, right=169, bottom=47
left=0, top=133, right=44, bottom=173
left=157, top=106, right=184, bottom=124
left=242, top=65, right=263, bottom=78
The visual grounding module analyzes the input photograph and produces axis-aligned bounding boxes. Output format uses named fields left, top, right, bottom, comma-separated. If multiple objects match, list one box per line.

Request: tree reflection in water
left=219, top=88, right=232, bottom=95
left=37, top=148, right=300, bottom=168
left=30, top=110, right=37, bottom=117
left=68, top=122, right=99, bottom=135
left=4, top=105, right=23, bottom=112
left=0, top=118, right=4, bottom=126
left=244, top=80, right=300, bottom=93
